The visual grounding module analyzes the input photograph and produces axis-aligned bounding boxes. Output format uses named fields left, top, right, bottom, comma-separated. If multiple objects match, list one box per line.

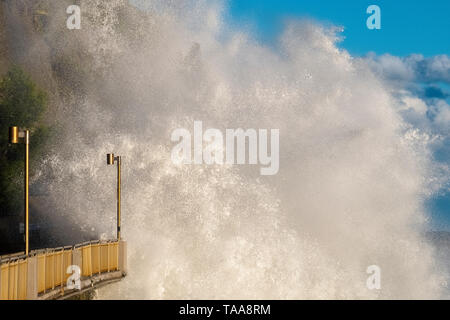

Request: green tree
left=0, top=66, right=50, bottom=215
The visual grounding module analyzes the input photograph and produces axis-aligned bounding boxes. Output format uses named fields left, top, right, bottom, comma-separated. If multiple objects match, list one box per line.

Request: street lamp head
left=9, top=126, right=19, bottom=144
left=107, top=153, right=115, bottom=165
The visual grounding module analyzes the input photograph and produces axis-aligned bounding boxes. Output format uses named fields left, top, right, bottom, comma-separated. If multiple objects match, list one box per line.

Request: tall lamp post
left=9, top=126, right=30, bottom=255
left=107, top=153, right=122, bottom=240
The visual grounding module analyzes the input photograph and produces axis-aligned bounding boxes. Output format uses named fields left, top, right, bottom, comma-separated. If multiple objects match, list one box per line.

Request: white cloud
left=366, top=53, right=415, bottom=84
left=399, top=95, right=428, bottom=115
left=431, top=99, right=450, bottom=131
left=366, top=53, right=450, bottom=84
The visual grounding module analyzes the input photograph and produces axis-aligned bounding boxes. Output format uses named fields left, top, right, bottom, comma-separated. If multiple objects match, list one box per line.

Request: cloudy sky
left=228, top=0, right=450, bottom=230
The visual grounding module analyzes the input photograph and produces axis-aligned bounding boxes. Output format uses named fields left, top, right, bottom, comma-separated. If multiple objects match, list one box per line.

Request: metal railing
left=0, top=255, right=28, bottom=300
left=0, top=240, right=125, bottom=300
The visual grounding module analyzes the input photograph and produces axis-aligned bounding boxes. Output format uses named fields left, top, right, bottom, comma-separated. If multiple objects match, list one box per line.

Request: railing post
left=14, top=261, right=18, bottom=299
left=61, top=251, right=64, bottom=295
left=72, top=248, right=82, bottom=277
left=26, top=256, right=37, bottom=300
left=118, top=240, right=127, bottom=275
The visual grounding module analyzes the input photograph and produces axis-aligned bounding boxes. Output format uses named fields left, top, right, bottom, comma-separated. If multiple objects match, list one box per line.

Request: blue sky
left=229, top=0, right=450, bottom=230
left=228, top=0, right=450, bottom=57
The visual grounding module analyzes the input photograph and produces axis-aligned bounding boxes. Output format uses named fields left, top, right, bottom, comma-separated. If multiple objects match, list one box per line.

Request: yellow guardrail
left=0, top=240, right=124, bottom=300
left=0, top=258, right=28, bottom=300
left=37, top=246, right=73, bottom=294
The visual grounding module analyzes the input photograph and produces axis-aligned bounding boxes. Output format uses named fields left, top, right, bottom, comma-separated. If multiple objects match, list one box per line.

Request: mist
left=4, top=0, right=447, bottom=298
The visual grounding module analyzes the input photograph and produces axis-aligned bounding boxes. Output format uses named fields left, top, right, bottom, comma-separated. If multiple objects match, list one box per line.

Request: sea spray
left=9, top=0, right=445, bottom=298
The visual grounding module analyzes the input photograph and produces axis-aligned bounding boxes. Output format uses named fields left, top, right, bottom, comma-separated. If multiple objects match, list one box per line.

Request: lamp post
left=9, top=126, right=30, bottom=255
left=107, top=153, right=122, bottom=240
